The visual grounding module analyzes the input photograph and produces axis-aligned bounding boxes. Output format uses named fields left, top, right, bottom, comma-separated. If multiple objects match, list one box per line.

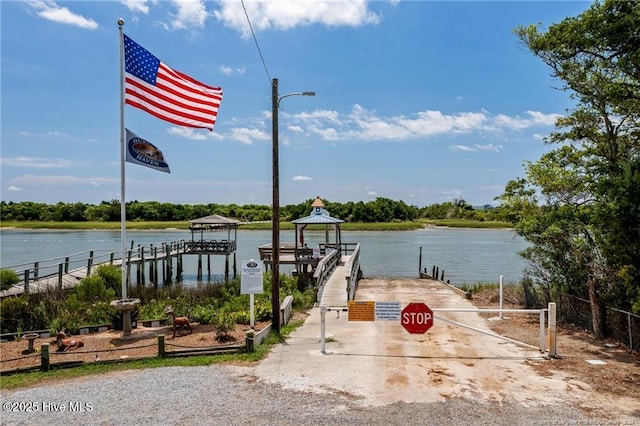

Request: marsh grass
left=1, top=220, right=511, bottom=231
left=420, top=219, right=512, bottom=229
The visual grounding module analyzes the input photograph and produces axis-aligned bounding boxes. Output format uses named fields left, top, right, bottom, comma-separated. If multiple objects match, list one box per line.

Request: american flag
left=124, top=34, right=223, bottom=131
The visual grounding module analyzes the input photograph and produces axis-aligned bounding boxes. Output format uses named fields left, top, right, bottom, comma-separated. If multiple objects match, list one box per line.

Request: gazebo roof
left=189, top=215, right=240, bottom=226
left=291, top=213, right=343, bottom=225
left=291, top=197, right=343, bottom=225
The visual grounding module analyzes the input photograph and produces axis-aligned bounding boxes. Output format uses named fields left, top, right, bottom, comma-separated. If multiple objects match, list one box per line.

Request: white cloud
left=287, top=125, right=303, bottom=133
left=167, top=127, right=208, bottom=140
left=450, top=144, right=503, bottom=152
left=120, top=0, right=150, bottom=14
left=442, top=189, right=463, bottom=197
left=367, top=190, right=377, bottom=196
left=494, top=110, right=560, bottom=130
left=295, top=105, right=560, bottom=142
left=1, top=156, right=75, bottom=168
left=220, top=65, right=247, bottom=75
left=10, top=175, right=116, bottom=186
left=533, top=133, right=546, bottom=140
left=213, top=0, right=380, bottom=37
left=293, top=175, right=313, bottom=181
left=229, top=127, right=269, bottom=145
left=168, top=0, right=209, bottom=30
left=26, top=0, right=99, bottom=29
left=8, top=186, right=23, bottom=192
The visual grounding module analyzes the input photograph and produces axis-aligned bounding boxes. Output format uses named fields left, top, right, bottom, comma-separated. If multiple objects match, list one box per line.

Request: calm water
left=0, top=228, right=529, bottom=285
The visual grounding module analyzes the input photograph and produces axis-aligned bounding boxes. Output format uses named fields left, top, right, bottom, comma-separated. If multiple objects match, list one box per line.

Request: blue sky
left=1, top=0, right=591, bottom=208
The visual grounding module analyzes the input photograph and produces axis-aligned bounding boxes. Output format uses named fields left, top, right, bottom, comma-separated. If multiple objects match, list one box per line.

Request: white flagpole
left=118, top=18, right=127, bottom=299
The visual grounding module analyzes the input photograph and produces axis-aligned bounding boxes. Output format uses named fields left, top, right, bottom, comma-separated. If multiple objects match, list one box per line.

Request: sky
left=1, top=0, right=592, bottom=208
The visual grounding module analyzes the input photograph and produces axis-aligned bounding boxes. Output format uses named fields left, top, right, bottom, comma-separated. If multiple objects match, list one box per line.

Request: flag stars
left=124, top=35, right=159, bottom=85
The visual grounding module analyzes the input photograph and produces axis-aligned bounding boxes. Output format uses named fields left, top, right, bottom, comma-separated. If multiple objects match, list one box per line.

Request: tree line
left=0, top=197, right=507, bottom=223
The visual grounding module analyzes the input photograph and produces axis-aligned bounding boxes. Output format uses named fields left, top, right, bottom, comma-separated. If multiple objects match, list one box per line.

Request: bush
left=1, top=269, right=20, bottom=291
left=213, top=310, right=236, bottom=341
left=189, top=305, right=217, bottom=324
left=74, top=274, right=116, bottom=303
left=233, top=310, right=251, bottom=325
left=95, top=264, right=122, bottom=297
left=0, top=295, right=50, bottom=334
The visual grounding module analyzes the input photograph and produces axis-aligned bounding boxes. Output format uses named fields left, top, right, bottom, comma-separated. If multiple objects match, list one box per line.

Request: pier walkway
left=318, top=255, right=351, bottom=307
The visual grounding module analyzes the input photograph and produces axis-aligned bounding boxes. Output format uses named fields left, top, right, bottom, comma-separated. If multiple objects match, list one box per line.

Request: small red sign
left=401, top=302, right=434, bottom=334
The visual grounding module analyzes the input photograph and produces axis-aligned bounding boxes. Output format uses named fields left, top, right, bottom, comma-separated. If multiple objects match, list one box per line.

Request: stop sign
left=401, top=302, right=433, bottom=334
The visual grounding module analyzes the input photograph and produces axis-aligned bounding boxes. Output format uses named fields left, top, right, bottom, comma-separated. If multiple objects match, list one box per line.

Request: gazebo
left=185, top=214, right=240, bottom=279
left=291, top=197, right=344, bottom=278
left=258, top=196, right=344, bottom=284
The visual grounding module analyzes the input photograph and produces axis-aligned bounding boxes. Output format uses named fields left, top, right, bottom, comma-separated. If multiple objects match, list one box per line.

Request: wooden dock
left=2, top=239, right=363, bottom=302
left=0, top=239, right=237, bottom=298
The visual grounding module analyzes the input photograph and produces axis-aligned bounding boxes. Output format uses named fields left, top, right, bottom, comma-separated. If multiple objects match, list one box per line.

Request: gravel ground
left=1, top=365, right=599, bottom=426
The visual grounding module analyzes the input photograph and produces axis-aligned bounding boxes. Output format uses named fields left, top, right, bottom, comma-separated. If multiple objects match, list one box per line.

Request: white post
left=118, top=19, right=127, bottom=300
left=320, top=307, right=326, bottom=354
left=539, top=309, right=545, bottom=352
left=548, top=302, right=557, bottom=357
left=499, top=275, right=504, bottom=320
left=250, top=293, right=255, bottom=329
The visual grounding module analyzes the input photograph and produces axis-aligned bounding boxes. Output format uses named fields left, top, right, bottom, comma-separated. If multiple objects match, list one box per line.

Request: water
left=0, top=227, right=529, bottom=285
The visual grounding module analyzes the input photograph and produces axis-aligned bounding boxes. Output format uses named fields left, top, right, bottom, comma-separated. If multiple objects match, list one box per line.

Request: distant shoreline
left=0, top=219, right=513, bottom=231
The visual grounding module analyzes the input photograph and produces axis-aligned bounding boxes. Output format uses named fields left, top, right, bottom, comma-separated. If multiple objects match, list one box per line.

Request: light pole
left=271, top=77, right=315, bottom=332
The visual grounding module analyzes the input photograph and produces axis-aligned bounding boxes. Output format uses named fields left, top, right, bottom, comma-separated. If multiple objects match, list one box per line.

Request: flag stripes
left=124, top=34, right=223, bottom=131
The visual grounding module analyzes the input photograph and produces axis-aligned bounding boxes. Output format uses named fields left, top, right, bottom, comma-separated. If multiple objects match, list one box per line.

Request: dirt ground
left=474, top=295, right=640, bottom=399
left=0, top=321, right=270, bottom=373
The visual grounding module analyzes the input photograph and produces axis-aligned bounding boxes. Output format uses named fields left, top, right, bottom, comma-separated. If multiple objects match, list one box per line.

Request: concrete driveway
left=251, top=278, right=634, bottom=416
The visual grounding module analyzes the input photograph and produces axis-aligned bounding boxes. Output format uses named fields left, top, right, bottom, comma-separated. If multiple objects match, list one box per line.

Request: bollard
left=548, top=302, right=557, bottom=358
left=158, top=335, right=165, bottom=357
left=499, top=275, right=504, bottom=320
left=245, top=330, right=255, bottom=353
left=58, top=263, right=63, bottom=291
left=41, top=343, right=50, bottom=372
left=320, top=308, right=327, bottom=354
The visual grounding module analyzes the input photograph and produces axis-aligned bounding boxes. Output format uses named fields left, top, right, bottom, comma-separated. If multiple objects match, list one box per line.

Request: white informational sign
left=375, top=301, right=401, bottom=321
left=241, top=259, right=263, bottom=294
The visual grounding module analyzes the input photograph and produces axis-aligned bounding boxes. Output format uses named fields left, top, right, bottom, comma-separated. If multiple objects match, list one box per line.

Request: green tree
left=504, top=0, right=640, bottom=337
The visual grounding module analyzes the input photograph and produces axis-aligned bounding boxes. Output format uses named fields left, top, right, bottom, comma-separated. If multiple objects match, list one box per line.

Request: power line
left=241, top=0, right=271, bottom=84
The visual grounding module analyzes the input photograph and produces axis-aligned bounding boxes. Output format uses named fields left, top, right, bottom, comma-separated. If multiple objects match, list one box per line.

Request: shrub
left=233, top=310, right=251, bottom=325
left=95, top=264, right=122, bottom=297
left=0, top=295, right=50, bottom=334
left=138, top=299, right=170, bottom=320
left=74, top=274, right=115, bottom=303
left=213, top=310, right=236, bottom=341
left=189, top=305, right=217, bottom=324
left=0, top=269, right=19, bottom=291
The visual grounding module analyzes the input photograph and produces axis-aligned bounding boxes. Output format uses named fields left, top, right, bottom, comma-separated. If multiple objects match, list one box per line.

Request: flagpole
left=118, top=18, right=127, bottom=300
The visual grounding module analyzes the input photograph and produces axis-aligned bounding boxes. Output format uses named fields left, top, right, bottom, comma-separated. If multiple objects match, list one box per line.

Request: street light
left=271, top=77, right=315, bottom=332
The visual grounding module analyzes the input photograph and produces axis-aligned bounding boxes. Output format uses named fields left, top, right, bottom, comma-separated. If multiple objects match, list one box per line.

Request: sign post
left=241, top=260, right=263, bottom=329
left=401, top=302, right=434, bottom=334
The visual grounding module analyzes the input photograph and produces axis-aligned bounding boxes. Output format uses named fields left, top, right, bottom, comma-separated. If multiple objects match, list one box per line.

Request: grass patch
left=420, top=219, right=513, bottom=229
left=0, top=318, right=305, bottom=390
left=1, top=220, right=428, bottom=231
left=1, top=219, right=514, bottom=231
left=0, top=221, right=191, bottom=230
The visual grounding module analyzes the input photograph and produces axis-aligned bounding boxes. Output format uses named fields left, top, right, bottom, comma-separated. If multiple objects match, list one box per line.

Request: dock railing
left=314, top=242, right=361, bottom=302
left=344, top=243, right=361, bottom=300
left=1, top=240, right=187, bottom=297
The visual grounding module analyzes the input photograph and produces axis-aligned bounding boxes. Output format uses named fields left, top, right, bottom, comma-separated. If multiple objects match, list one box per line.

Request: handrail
left=1, top=239, right=188, bottom=295
left=344, top=243, right=362, bottom=300
left=313, top=248, right=341, bottom=302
